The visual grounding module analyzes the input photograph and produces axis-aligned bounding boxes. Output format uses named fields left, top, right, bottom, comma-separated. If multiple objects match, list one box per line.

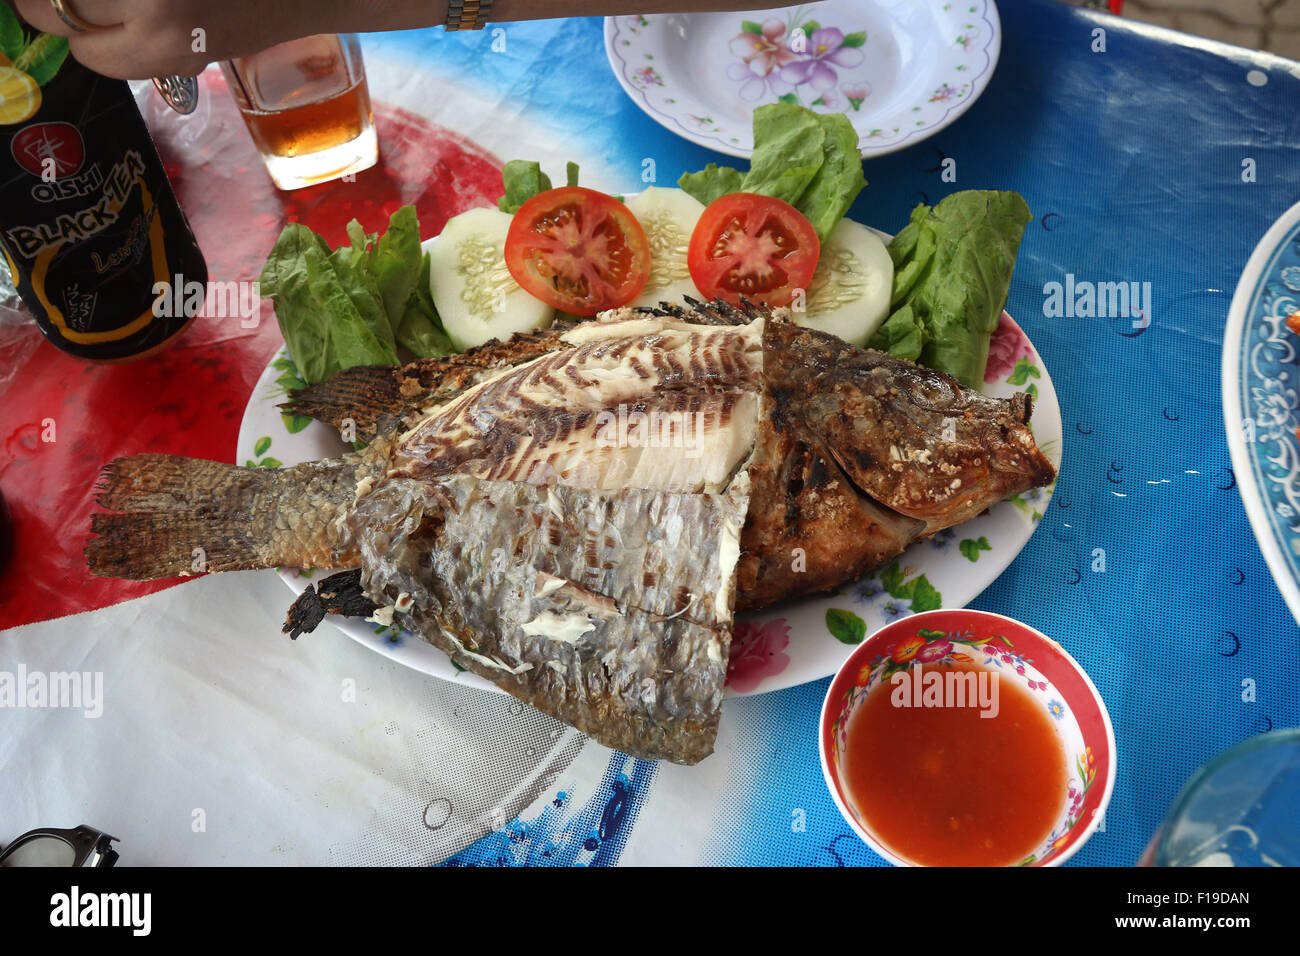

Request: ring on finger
left=48, top=0, right=100, bottom=33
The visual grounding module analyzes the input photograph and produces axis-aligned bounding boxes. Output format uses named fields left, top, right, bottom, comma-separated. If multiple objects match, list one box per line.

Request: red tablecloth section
left=1, top=71, right=503, bottom=629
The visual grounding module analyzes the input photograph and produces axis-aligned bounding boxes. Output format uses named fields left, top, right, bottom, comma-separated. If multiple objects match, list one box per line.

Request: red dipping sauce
left=843, top=662, right=1067, bottom=866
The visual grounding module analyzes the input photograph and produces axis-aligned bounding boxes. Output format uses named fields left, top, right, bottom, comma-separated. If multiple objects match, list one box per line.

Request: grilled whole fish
left=86, top=299, right=1056, bottom=763
left=278, top=300, right=1055, bottom=608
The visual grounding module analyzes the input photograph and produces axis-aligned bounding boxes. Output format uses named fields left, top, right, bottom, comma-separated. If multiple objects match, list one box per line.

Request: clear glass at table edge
left=1140, top=728, right=1300, bottom=866
left=220, top=33, right=377, bottom=191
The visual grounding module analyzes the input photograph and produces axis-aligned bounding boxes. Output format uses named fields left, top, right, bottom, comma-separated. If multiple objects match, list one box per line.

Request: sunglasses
left=0, top=826, right=119, bottom=867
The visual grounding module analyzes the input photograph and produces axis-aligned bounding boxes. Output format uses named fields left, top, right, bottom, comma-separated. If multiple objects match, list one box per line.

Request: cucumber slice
left=796, top=218, right=894, bottom=347
left=625, top=187, right=706, bottom=309
left=426, top=207, right=554, bottom=351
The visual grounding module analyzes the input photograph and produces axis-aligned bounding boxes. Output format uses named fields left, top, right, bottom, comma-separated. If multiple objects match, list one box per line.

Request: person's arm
left=352, top=0, right=784, bottom=31
left=14, top=0, right=785, bottom=80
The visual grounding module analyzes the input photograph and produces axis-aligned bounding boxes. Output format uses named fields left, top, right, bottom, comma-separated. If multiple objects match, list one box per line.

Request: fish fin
left=281, top=329, right=568, bottom=437
left=282, top=569, right=373, bottom=638
left=279, top=365, right=405, bottom=438
left=283, top=582, right=325, bottom=638
left=86, top=454, right=364, bottom=579
left=676, top=296, right=773, bottom=326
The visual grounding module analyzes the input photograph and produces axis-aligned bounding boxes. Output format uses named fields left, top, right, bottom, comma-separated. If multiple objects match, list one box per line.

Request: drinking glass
left=1140, top=728, right=1300, bottom=866
left=220, top=34, right=377, bottom=191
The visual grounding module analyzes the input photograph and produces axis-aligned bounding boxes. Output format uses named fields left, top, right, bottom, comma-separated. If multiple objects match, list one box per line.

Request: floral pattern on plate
left=605, top=1, right=1001, bottom=159
left=727, top=618, right=792, bottom=692
left=725, top=14, right=867, bottom=108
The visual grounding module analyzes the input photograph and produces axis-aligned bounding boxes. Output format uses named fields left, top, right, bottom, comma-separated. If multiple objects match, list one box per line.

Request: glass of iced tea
left=220, top=34, right=377, bottom=191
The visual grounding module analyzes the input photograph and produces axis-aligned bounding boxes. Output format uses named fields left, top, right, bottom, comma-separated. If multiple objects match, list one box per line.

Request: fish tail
left=86, top=454, right=362, bottom=580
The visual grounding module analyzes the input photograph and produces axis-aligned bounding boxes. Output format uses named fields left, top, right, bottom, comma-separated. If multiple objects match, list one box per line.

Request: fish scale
left=350, top=474, right=747, bottom=764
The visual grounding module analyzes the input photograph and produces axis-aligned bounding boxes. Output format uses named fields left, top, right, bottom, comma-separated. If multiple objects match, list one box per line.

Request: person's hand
left=11, top=0, right=353, bottom=78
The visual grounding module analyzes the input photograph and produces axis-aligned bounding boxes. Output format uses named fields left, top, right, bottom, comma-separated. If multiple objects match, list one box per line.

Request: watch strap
left=446, top=0, right=492, bottom=30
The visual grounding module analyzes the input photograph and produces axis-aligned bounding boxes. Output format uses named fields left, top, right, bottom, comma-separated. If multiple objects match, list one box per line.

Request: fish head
left=763, top=320, right=1056, bottom=532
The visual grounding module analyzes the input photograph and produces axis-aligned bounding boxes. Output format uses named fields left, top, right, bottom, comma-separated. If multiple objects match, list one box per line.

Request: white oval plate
left=604, top=0, right=1001, bottom=159
left=1222, top=198, right=1300, bottom=626
left=238, top=231, right=1060, bottom=697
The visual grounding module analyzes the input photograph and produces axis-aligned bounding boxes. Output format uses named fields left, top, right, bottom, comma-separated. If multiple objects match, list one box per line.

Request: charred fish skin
left=82, top=300, right=1060, bottom=765
left=83, top=448, right=750, bottom=764
left=86, top=449, right=750, bottom=764
left=284, top=568, right=377, bottom=639
left=736, top=410, right=927, bottom=610
left=351, top=474, right=749, bottom=765
left=85, top=310, right=767, bottom=584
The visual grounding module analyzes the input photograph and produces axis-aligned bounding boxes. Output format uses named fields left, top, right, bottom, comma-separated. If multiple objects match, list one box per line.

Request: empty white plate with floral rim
left=239, top=235, right=1060, bottom=697
left=604, top=0, right=1001, bottom=159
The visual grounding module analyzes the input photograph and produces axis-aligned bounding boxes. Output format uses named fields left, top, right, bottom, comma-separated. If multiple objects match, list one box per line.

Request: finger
left=67, top=24, right=209, bottom=80
left=13, top=0, right=75, bottom=36
left=13, top=0, right=120, bottom=36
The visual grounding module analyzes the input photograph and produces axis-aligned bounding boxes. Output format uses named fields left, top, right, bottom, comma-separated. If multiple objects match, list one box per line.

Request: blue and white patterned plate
left=604, top=1, right=1001, bottom=159
left=1223, top=199, right=1300, bottom=626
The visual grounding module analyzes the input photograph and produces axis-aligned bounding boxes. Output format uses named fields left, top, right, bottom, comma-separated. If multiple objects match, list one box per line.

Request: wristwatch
left=446, top=0, right=492, bottom=30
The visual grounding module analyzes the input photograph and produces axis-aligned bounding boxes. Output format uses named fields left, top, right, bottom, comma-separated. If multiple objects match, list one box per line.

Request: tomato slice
left=687, top=193, right=821, bottom=309
left=504, top=187, right=652, bottom=316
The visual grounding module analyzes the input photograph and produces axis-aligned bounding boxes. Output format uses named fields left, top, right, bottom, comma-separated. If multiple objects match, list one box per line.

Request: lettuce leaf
left=867, top=304, right=924, bottom=362
left=740, top=102, right=826, bottom=204
left=679, top=163, right=745, bottom=205
left=796, top=112, right=867, bottom=242
left=259, top=225, right=347, bottom=384
left=497, top=160, right=553, bottom=214
left=364, top=205, right=423, bottom=327
left=678, top=103, right=866, bottom=241
left=326, top=244, right=399, bottom=368
left=496, top=159, right=583, bottom=212
left=869, top=191, right=1032, bottom=387
left=395, top=253, right=453, bottom=358
left=260, top=206, right=451, bottom=384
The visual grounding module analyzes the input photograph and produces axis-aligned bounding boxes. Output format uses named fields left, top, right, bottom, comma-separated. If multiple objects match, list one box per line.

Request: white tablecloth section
left=1, top=570, right=829, bottom=866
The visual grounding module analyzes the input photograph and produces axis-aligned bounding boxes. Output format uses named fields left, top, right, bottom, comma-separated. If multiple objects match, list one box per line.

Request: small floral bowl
left=819, top=609, right=1115, bottom=866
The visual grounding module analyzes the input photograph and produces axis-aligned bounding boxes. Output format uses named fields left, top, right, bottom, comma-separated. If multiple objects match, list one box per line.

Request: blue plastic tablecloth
left=357, top=0, right=1300, bottom=866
